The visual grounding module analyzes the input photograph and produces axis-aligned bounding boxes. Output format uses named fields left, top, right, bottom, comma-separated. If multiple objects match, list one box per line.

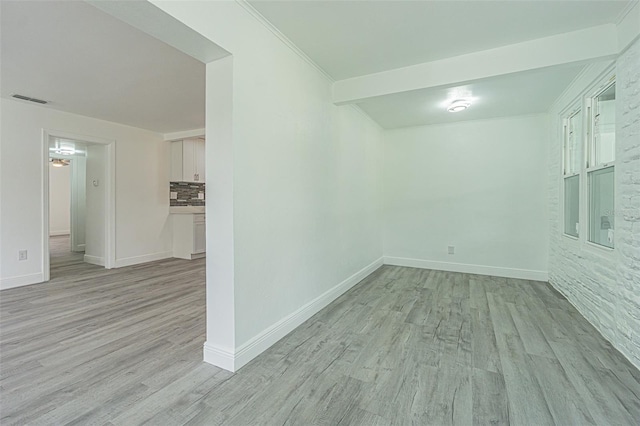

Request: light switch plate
left=170, top=192, right=178, bottom=200
left=198, top=193, right=204, bottom=200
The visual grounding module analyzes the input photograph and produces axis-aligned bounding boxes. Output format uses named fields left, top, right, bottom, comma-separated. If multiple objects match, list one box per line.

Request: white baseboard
left=114, top=251, right=173, bottom=268
left=50, top=231, right=70, bottom=236
left=0, top=273, right=45, bottom=290
left=84, top=255, right=105, bottom=266
left=203, top=342, right=236, bottom=372
left=203, top=256, right=384, bottom=372
left=383, top=256, right=549, bottom=281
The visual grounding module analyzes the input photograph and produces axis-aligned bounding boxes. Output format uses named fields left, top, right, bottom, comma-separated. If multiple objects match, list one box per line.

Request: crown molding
left=615, top=0, right=638, bottom=25
left=235, top=0, right=334, bottom=83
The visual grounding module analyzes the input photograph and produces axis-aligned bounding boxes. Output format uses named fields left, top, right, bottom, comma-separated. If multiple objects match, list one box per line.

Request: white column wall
left=154, top=1, right=384, bottom=370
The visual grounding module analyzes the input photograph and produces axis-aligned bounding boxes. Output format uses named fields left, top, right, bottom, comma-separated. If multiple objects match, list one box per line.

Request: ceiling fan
left=50, top=158, right=70, bottom=167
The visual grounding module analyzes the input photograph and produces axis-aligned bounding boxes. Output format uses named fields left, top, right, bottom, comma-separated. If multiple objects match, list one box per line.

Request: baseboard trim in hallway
left=114, top=251, right=174, bottom=268
left=204, top=256, right=385, bottom=372
left=83, top=254, right=105, bottom=266
left=384, top=256, right=549, bottom=281
left=0, top=273, right=45, bottom=290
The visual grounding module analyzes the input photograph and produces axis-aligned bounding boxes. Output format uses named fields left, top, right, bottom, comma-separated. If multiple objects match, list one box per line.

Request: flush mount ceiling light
left=447, top=99, right=471, bottom=112
left=50, top=158, right=70, bottom=167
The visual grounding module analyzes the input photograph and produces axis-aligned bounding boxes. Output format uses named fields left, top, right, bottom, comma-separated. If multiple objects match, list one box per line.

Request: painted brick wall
left=615, top=38, right=640, bottom=368
left=548, top=38, right=640, bottom=369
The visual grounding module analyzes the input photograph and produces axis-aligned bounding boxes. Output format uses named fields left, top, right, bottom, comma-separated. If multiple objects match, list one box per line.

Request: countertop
left=170, top=206, right=205, bottom=214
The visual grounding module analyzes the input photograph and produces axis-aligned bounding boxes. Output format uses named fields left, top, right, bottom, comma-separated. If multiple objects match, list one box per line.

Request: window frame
left=561, top=102, right=583, bottom=241
left=585, top=77, right=616, bottom=251
left=558, top=69, right=616, bottom=256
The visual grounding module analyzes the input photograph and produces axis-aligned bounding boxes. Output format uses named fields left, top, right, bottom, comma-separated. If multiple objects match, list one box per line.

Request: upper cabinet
left=170, top=138, right=205, bottom=183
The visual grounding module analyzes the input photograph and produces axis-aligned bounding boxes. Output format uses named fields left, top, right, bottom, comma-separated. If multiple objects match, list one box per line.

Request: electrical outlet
left=447, top=246, right=455, bottom=255
left=18, top=250, right=28, bottom=261
left=198, top=193, right=205, bottom=200
left=170, top=191, right=178, bottom=200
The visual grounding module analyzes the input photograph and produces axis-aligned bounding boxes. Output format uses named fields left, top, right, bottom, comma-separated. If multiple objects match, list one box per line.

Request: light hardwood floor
left=1, top=243, right=640, bottom=425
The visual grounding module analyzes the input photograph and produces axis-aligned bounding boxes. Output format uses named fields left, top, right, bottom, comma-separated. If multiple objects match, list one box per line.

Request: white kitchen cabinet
left=193, top=216, right=206, bottom=254
left=170, top=138, right=205, bottom=183
left=172, top=213, right=206, bottom=259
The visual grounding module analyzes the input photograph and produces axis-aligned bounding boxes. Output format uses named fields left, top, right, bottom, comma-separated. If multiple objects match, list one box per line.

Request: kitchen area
left=169, top=137, right=206, bottom=260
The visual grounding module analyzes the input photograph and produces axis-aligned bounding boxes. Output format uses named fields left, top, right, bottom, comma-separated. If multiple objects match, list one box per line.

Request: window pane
left=564, top=110, right=581, bottom=175
left=564, top=175, right=579, bottom=237
left=589, top=166, right=614, bottom=248
left=592, top=84, right=615, bottom=167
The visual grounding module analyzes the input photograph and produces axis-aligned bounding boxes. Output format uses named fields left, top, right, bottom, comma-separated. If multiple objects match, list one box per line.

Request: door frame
left=69, top=155, right=86, bottom=253
left=42, top=129, right=116, bottom=281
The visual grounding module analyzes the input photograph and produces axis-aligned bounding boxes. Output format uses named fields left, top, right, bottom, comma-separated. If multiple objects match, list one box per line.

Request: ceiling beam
left=617, top=0, right=640, bottom=53
left=332, top=24, right=619, bottom=105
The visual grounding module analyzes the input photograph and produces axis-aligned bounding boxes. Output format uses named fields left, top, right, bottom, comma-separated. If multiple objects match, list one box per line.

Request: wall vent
left=12, top=94, right=48, bottom=104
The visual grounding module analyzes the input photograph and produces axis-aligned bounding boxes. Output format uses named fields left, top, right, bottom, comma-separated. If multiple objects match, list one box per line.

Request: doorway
left=43, top=131, right=116, bottom=281
left=48, top=146, right=83, bottom=274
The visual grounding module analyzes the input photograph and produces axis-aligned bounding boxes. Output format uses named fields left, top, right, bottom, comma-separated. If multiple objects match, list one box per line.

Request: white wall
left=84, top=144, right=106, bottom=265
left=548, top=39, right=640, bottom=370
left=154, top=1, right=384, bottom=370
left=0, top=98, right=173, bottom=289
left=383, top=114, right=549, bottom=280
left=49, top=162, right=71, bottom=236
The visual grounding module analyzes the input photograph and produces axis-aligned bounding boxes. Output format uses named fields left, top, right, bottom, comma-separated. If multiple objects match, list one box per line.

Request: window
left=563, top=109, right=581, bottom=237
left=587, top=81, right=615, bottom=248
left=564, top=175, right=580, bottom=237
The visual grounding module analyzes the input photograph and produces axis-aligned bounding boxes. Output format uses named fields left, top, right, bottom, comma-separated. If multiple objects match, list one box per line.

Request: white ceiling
left=1, top=1, right=207, bottom=134
left=250, top=0, right=632, bottom=128
left=1, top=1, right=633, bottom=132
left=357, top=65, right=586, bottom=128
left=249, top=0, right=630, bottom=80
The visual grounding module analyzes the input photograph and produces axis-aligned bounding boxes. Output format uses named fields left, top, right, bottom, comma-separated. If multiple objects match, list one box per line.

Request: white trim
left=234, top=0, right=380, bottom=132
left=562, top=234, right=579, bottom=242
left=114, top=251, right=173, bottom=268
left=586, top=162, right=615, bottom=174
left=0, top=273, right=45, bottom=291
left=203, top=343, right=236, bottom=372
left=584, top=240, right=614, bottom=253
left=43, top=132, right=51, bottom=282
left=615, top=0, right=638, bottom=25
left=235, top=0, right=334, bottom=84
left=384, top=257, right=549, bottom=282
left=163, top=128, right=205, bottom=141
left=203, top=257, right=384, bottom=372
left=83, top=255, right=105, bottom=266
left=551, top=62, right=614, bottom=113
left=49, top=230, right=70, bottom=237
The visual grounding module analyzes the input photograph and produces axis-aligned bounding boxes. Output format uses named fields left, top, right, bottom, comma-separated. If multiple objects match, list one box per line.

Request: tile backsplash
left=170, top=182, right=205, bottom=206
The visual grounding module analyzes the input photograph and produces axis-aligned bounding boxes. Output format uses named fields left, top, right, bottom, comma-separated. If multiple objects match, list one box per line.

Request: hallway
left=48, top=235, right=85, bottom=280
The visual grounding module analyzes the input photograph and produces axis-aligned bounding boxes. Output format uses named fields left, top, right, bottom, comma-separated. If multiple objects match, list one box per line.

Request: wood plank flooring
left=1, top=248, right=640, bottom=425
